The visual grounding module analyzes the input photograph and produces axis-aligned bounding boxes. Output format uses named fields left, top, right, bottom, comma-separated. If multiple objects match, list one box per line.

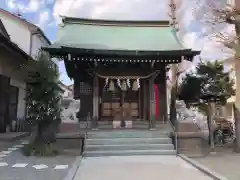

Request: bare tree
left=167, top=61, right=193, bottom=126
left=192, top=0, right=240, bottom=152
left=167, top=0, right=201, bottom=125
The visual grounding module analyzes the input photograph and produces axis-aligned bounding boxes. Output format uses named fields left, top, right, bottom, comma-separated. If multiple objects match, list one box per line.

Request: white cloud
left=28, top=0, right=41, bottom=12
left=6, top=0, right=45, bottom=13
left=36, top=10, right=50, bottom=29
left=53, top=0, right=169, bottom=23
left=182, top=32, right=200, bottom=49
left=6, top=0, right=16, bottom=9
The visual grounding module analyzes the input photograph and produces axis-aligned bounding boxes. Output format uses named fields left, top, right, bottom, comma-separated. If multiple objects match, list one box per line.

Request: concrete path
left=73, top=156, right=213, bottom=180
left=190, top=147, right=240, bottom=180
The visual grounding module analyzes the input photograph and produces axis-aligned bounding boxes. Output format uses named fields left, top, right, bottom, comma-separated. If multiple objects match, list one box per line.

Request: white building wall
left=0, top=13, right=31, bottom=54
left=31, top=34, right=49, bottom=58
left=0, top=11, right=51, bottom=60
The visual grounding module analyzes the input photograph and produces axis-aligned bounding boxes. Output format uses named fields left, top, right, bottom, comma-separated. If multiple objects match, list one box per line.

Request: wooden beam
left=143, top=79, right=148, bottom=120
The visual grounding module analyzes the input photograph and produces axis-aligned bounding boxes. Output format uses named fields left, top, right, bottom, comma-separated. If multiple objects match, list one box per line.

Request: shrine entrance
left=100, top=76, right=141, bottom=128
left=43, top=16, right=200, bottom=130
left=95, top=70, right=163, bottom=129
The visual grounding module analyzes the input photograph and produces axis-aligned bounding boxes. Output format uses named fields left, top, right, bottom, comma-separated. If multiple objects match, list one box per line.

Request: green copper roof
left=51, top=17, right=187, bottom=52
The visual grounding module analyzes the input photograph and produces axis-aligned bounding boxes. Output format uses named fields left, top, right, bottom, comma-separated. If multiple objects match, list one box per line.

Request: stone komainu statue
left=60, top=97, right=80, bottom=123
left=175, top=100, right=209, bottom=137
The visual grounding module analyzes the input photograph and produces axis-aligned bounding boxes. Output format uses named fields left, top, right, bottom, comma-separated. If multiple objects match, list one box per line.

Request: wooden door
left=124, top=90, right=139, bottom=118
left=102, top=89, right=120, bottom=118
left=101, top=89, right=139, bottom=119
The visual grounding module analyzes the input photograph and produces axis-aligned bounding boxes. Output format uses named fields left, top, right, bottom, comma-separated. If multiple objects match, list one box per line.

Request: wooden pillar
left=149, top=77, right=156, bottom=129
left=92, top=75, right=99, bottom=129
left=120, top=91, right=126, bottom=127
left=162, top=72, right=168, bottom=123
left=73, top=78, right=80, bottom=99
left=98, top=81, right=103, bottom=119
left=138, top=84, right=142, bottom=119
left=143, top=79, right=148, bottom=120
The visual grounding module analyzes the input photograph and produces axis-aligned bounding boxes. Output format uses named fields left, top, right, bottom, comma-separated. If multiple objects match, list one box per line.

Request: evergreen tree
left=179, top=60, right=235, bottom=151
left=179, top=61, right=235, bottom=105
left=24, top=51, right=62, bottom=156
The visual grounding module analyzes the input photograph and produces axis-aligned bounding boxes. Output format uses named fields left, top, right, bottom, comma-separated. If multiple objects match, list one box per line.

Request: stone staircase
left=80, top=120, right=171, bottom=129
left=84, top=129, right=175, bottom=157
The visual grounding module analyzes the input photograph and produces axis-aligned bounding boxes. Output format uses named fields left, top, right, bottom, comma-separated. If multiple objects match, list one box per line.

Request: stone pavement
left=73, top=156, right=213, bottom=180
left=0, top=139, right=78, bottom=180
left=190, top=147, right=240, bottom=180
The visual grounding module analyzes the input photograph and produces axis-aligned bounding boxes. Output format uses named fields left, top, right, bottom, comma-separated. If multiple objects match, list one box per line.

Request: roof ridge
left=62, top=16, right=170, bottom=27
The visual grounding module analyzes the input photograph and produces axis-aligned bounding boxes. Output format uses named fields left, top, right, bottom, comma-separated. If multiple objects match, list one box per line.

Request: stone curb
left=179, top=154, right=230, bottom=180
left=64, top=156, right=82, bottom=180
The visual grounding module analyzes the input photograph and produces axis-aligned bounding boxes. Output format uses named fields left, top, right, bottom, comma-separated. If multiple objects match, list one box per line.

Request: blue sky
left=0, top=0, right=234, bottom=85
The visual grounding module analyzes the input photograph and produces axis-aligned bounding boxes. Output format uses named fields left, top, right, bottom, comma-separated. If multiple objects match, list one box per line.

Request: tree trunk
left=207, top=103, right=215, bottom=152
left=34, top=121, right=58, bottom=145
left=169, top=64, right=178, bottom=126
left=233, top=104, right=240, bottom=152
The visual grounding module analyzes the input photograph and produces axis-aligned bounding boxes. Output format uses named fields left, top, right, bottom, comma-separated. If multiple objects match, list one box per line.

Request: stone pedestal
left=176, top=121, right=206, bottom=155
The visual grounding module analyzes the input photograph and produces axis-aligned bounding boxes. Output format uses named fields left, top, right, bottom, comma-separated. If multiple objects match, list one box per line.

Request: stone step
left=88, top=130, right=168, bottom=134
left=87, top=132, right=169, bottom=139
left=86, top=137, right=171, bottom=145
left=86, top=143, right=174, bottom=151
left=85, top=149, right=176, bottom=157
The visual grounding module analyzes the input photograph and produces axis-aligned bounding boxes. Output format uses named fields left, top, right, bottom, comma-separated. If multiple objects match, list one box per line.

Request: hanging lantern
left=108, top=80, right=115, bottom=91
left=132, top=79, right=138, bottom=91
left=121, top=80, right=127, bottom=91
